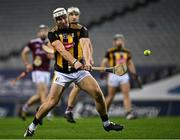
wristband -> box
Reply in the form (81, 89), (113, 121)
(72, 59), (78, 66)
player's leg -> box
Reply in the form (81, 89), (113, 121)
(24, 83), (65, 137)
(120, 82), (131, 113)
(77, 71), (123, 131)
(78, 76), (107, 115)
(105, 73), (119, 112)
(35, 83), (52, 122)
(31, 71), (49, 104)
(19, 71), (41, 120)
(19, 94), (40, 120)
(27, 94), (40, 106)
(37, 82), (48, 104)
(65, 84), (80, 123)
(120, 74), (136, 119)
(67, 85), (80, 111)
(24, 71), (74, 137)
(105, 86), (117, 112)
(36, 83), (64, 120)
(36, 71), (53, 120)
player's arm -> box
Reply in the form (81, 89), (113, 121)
(52, 40), (77, 64)
(101, 58), (108, 67)
(127, 59), (136, 75)
(80, 38), (91, 68)
(99, 53), (109, 79)
(48, 32), (82, 69)
(89, 39), (93, 57)
(101, 50), (110, 67)
(126, 51), (136, 75)
(79, 26), (92, 70)
(46, 42), (54, 60)
(21, 46), (33, 72)
(127, 59), (142, 88)
(21, 46), (30, 65)
(88, 39), (94, 65)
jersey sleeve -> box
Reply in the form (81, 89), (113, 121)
(48, 31), (59, 43)
(26, 42), (33, 50)
(80, 26), (89, 38)
(105, 51), (110, 59)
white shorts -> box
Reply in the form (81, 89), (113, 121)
(108, 73), (129, 87)
(32, 70), (50, 85)
(53, 70), (91, 87)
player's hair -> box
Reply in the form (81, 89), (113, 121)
(113, 34), (125, 48)
(39, 24), (48, 29)
(113, 34), (125, 41)
(67, 7), (80, 15)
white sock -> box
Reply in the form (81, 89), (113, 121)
(47, 111), (52, 117)
(103, 120), (110, 127)
(22, 104), (29, 112)
(65, 110), (72, 114)
(29, 122), (37, 131)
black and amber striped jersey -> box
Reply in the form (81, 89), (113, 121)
(48, 23), (89, 73)
(105, 47), (131, 67)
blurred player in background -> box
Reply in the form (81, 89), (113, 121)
(19, 25), (53, 121)
(64, 7), (94, 123)
(101, 34), (139, 119)
(24, 8), (123, 137)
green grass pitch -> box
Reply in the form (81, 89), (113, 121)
(0, 116), (180, 139)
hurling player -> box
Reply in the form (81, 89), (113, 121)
(20, 25), (53, 121)
(101, 34), (139, 119)
(24, 8), (123, 137)
(64, 7), (94, 123)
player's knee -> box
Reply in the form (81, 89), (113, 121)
(122, 89), (129, 96)
(37, 83), (47, 91)
(48, 98), (58, 108)
(48, 100), (56, 108)
(90, 85), (101, 93)
(41, 97), (46, 104)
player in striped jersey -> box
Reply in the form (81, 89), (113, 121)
(64, 7), (94, 123)
(24, 8), (123, 137)
(101, 34), (139, 119)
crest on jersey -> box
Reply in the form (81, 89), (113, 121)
(115, 52), (128, 64)
(34, 56), (42, 66)
(59, 33), (75, 50)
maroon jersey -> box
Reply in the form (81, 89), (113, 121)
(27, 38), (50, 72)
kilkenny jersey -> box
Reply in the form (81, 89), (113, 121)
(48, 23), (89, 73)
(105, 47), (131, 67)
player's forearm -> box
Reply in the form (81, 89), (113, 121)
(21, 51), (30, 66)
(80, 38), (91, 64)
(89, 39), (93, 58)
(55, 46), (76, 65)
(83, 46), (91, 64)
(127, 60), (136, 75)
(101, 58), (108, 67)
(52, 40), (77, 65)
